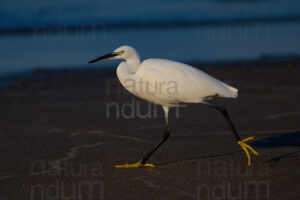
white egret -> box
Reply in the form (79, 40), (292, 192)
(88, 45), (259, 168)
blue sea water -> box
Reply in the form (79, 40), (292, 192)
(1, 0), (300, 29)
(0, 0), (300, 75)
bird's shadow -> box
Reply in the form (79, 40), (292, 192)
(157, 151), (238, 166)
(157, 131), (300, 166)
(250, 130), (300, 166)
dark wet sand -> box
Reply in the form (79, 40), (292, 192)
(0, 60), (300, 200)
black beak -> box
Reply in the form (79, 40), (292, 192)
(88, 52), (118, 64)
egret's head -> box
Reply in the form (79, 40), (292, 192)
(88, 45), (137, 64)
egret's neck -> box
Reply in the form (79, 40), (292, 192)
(116, 51), (140, 86)
(124, 54), (140, 74)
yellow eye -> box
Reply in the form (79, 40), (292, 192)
(118, 50), (125, 55)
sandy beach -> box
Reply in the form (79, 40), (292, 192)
(0, 60), (300, 200)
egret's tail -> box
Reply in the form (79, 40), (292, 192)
(220, 84), (239, 98)
(227, 85), (239, 98)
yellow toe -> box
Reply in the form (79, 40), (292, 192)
(143, 163), (155, 168)
(115, 161), (155, 168)
(237, 136), (259, 166)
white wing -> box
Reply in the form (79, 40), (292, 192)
(134, 59), (238, 106)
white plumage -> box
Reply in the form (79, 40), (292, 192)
(123, 58), (238, 106)
(114, 46), (238, 107)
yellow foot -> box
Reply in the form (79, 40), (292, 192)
(115, 160), (155, 168)
(237, 136), (260, 166)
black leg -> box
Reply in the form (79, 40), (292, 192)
(207, 103), (241, 141)
(141, 127), (170, 164)
(205, 103), (260, 166)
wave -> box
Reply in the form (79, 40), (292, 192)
(1, 15), (300, 36)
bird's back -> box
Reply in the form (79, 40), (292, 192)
(134, 59), (238, 106)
